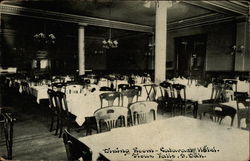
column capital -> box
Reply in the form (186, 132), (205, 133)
(78, 23), (88, 27)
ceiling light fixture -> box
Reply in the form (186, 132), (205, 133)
(102, 2), (118, 49)
(102, 28), (118, 49)
(33, 23), (56, 50)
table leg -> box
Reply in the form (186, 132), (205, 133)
(193, 102), (198, 118)
(144, 86), (152, 101)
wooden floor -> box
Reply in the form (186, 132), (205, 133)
(0, 86), (247, 160)
(0, 88), (85, 160)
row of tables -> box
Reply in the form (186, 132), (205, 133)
(9, 77), (249, 125)
(4, 76), (250, 161)
(20, 84), (209, 125)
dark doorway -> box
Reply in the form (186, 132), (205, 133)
(175, 34), (207, 79)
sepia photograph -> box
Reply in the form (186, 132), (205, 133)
(0, 0), (249, 160)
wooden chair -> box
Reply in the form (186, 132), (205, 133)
(159, 81), (173, 100)
(172, 84), (191, 116)
(196, 84), (224, 119)
(84, 79), (91, 85)
(158, 81), (173, 113)
(13, 82), (20, 93)
(246, 109), (250, 130)
(51, 82), (66, 92)
(212, 104), (236, 126)
(129, 85), (142, 96)
(107, 77), (117, 90)
(52, 76), (64, 83)
(20, 81), (35, 104)
(129, 101), (158, 126)
(128, 77), (135, 86)
(0, 112), (15, 160)
(47, 89), (59, 133)
(117, 84), (130, 92)
(63, 129), (92, 161)
(197, 84), (236, 126)
(55, 91), (77, 138)
(99, 86), (114, 91)
(121, 89), (139, 107)
(65, 84), (84, 94)
(224, 79), (237, 92)
(20, 81), (30, 95)
(94, 106), (128, 133)
(235, 94), (250, 128)
(99, 92), (121, 108)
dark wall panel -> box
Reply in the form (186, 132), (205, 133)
(168, 21), (236, 72)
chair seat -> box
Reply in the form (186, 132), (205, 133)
(83, 116), (106, 135)
(199, 104), (236, 126)
(214, 105), (236, 117)
(0, 107), (14, 113)
(172, 98), (194, 105)
(61, 112), (77, 121)
(201, 99), (215, 104)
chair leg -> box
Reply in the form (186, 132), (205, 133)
(59, 124), (63, 138)
(66, 121), (70, 132)
(210, 116), (213, 121)
(219, 117), (223, 124)
(86, 127), (92, 136)
(199, 113), (202, 120)
(193, 102), (198, 118)
(58, 120), (64, 138)
(184, 105), (186, 116)
(55, 117), (60, 136)
(216, 117), (220, 123)
(171, 105), (174, 117)
(172, 104), (176, 117)
(49, 115), (54, 132)
(238, 118), (241, 128)
(153, 110), (157, 120)
(230, 115), (235, 127)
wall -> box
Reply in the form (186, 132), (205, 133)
(85, 36), (107, 71)
(167, 21), (237, 72)
(0, 14), (110, 74)
(235, 21), (250, 71)
(1, 14), (249, 75)
(107, 33), (149, 72)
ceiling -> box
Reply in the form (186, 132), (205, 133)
(1, 0), (249, 28)
(0, 0), (249, 39)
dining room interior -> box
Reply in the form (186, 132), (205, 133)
(0, 0), (249, 161)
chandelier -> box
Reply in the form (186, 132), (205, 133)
(33, 32), (56, 50)
(102, 2), (118, 49)
(102, 28), (118, 49)
(33, 33), (56, 45)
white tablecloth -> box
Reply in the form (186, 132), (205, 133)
(66, 91), (104, 125)
(79, 116), (249, 161)
(186, 85), (212, 102)
(237, 80), (250, 94)
(29, 85), (49, 103)
(66, 89), (148, 125)
(138, 83), (212, 102)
